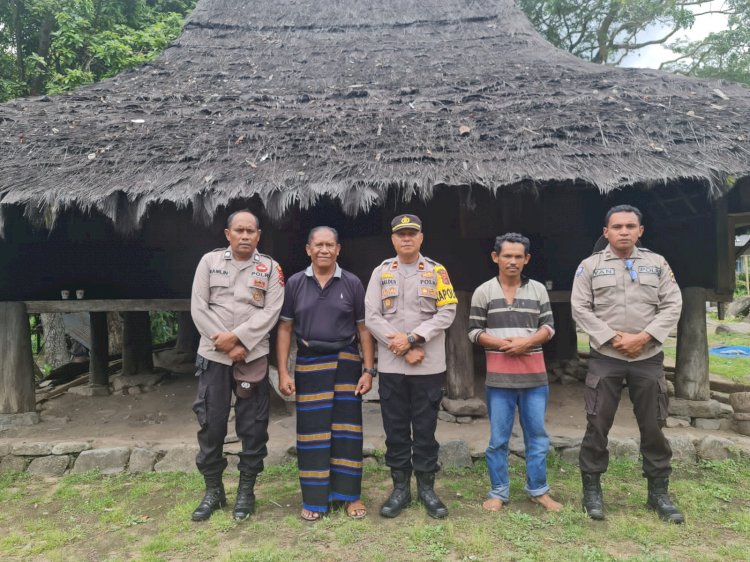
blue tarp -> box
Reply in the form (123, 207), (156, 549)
(709, 345), (750, 357)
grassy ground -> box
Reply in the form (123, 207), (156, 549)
(1, 455), (749, 561)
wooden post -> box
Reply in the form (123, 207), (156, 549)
(546, 303), (578, 360)
(89, 312), (110, 389)
(122, 311), (154, 375)
(745, 255), (749, 295)
(445, 290), (475, 399)
(0, 302), (36, 413)
(675, 287), (710, 401)
(176, 311), (199, 355)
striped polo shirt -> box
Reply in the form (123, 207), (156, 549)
(468, 277), (555, 389)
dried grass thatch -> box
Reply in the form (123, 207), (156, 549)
(2, 0), (750, 234)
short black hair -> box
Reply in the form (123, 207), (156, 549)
(307, 226), (339, 244)
(493, 232), (530, 255)
(226, 210), (260, 229)
(605, 205), (642, 226)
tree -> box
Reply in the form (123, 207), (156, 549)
(663, 0), (750, 85)
(0, 0), (196, 103)
(518, 0), (711, 64)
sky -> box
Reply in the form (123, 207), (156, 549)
(619, 1), (729, 69)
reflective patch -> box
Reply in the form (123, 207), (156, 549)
(434, 265), (458, 307)
(592, 268), (615, 277)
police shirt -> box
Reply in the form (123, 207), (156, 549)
(191, 247), (285, 366)
(570, 245), (682, 362)
(364, 254), (457, 375)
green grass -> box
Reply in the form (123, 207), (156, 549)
(0, 456), (748, 561)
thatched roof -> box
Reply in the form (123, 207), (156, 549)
(2, 0), (750, 234)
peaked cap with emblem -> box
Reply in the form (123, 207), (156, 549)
(391, 214), (422, 232)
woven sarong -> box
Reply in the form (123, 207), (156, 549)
(295, 345), (364, 512)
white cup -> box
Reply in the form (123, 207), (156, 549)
(61, 290), (70, 300)
(76, 289), (85, 300)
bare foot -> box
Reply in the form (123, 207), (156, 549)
(529, 493), (563, 512)
(482, 498), (504, 511)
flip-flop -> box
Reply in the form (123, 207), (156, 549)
(301, 508), (322, 521)
(345, 500), (367, 519)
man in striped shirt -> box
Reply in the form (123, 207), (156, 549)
(468, 233), (562, 512)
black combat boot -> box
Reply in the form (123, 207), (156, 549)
(415, 471), (448, 519)
(380, 469), (412, 518)
(647, 477), (685, 524)
(191, 475), (226, 521)
(232, 473), (257, 521)
(581, 472), (605, 520)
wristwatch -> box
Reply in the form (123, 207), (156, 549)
(363, 367), (378, 378)
(407, 333), (417, 345)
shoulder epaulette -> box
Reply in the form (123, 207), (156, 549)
(639, 247), (653, 253)
(380, 258), (395, 267)
(423, 256), (441, 267)
(211, 247), (225, 252)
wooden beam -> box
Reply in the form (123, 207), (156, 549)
(23, 299), (190, 313)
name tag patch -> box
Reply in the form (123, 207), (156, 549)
(210, 269), (229, 276)
(593, 268), (615, 277)
(638, 266), (661, 275)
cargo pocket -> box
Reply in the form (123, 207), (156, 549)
(656, 377), (669, 423)
(255, 378), (270, 421)
(427, 385), (445, 410)
(584, 373), (600, 416)
(192, 384), (209, 429)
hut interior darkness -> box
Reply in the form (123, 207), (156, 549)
(2, 0), (750, 417)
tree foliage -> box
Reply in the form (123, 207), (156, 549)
(518, 0), (704, 64)
(519, 0), (750, 85)
(0, 0), (196, 102)
(663, 0), (750, 85)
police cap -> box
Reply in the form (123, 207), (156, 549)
(391, 214), (422, 233)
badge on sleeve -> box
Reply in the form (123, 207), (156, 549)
(575, 265), (584, 278)
(276, 264), (285, 287)
(434, 265), (458, 307)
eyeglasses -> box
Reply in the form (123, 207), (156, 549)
(624, 259), (638, 282)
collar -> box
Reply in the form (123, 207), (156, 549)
(224, 247), (260, 266)
(603, 245), (642, 261)
(305, 263), (342, 278)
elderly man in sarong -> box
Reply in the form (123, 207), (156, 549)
(277, 226), (376, 521)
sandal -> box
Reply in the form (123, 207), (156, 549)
(482, 498), (504, 512)
(345, 500), (367, 519)
(301, 508), (322, 521)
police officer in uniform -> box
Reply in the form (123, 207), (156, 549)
(571, 204), (684, 524)
(190, 210), (284, 521)
(365, 214), (457, 518)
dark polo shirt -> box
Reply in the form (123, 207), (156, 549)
(280, 264), (366, 342)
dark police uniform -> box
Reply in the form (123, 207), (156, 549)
(191, 247), (284, 478)
(571, 245), (682, 478)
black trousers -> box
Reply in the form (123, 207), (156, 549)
(192, 358), (270, 478)
(579, 351), (672, 478)
(379, 372), (444, 473)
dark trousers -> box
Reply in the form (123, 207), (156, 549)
(379, 372), (444, 473)
(579, 351), (671, 478)
(192, 358), (270, 478)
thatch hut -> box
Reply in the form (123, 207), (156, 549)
(2, 0), (750, 418)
